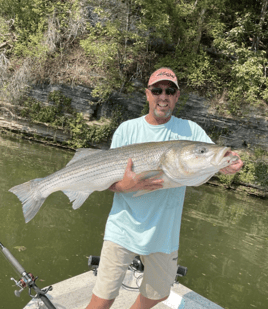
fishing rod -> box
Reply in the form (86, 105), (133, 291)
(0, 241), (56, 309)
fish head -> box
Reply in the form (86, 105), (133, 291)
(161, 141), (238, 181)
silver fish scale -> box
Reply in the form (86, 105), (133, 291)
(37, 142), (168, 195)
(9, 140), (235, 223)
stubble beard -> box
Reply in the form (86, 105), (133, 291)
(154, 108), (172, 119)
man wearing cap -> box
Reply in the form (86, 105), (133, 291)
(86, 68), (243, 309)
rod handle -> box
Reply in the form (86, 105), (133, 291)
(32, 285), (57, 309)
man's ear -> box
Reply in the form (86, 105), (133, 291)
(145, 88), (150, 101)
(176, 90), (181, 102)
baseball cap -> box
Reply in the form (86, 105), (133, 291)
(148, 68), (179, 89)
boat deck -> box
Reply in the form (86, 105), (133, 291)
(23, 270), (224, 309)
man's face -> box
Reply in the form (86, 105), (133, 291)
(145, 81), (180, 121)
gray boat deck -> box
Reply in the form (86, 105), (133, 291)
(23, 270), (224, 309)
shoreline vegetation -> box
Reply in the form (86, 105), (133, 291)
(1, 0), (268, 198)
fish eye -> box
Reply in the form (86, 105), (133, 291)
(198, 147), (207, 154)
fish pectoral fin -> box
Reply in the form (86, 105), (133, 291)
(136, 170), (164, 180)
(133, 189), (155, 197)
(132, 171), (164, 197)
(62, 190), (93, 209)
(66, 148), (104, 166)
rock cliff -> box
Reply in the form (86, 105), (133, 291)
(22, 83), (268, 151)
(0, 83), (268, 151)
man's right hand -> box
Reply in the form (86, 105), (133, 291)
(109, 158), (164, 193)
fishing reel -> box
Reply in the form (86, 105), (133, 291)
(88, 255), (188, 283)
(11, 272), (53, 298)
(11, 272), (35, 297)
(0, 242), (56, 309)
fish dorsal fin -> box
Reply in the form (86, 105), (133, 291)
(66, 148), (104, 166)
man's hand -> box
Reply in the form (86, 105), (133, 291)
(109, 158), (164, 193)
(220, 151), (243, 175)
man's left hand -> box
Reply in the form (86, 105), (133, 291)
(220, 151), (243, 175)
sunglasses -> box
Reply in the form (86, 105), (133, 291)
(149, 87), (177, 96)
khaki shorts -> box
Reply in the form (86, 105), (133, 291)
(92, 240), (178, 300)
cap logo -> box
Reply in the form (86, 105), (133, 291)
(157, 71), (175, 79)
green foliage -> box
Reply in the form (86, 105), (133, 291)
(1, 0), (49, 56)
(175, 93), (190, 116)
(217, 173), (236, 187)
(0, 0), (88, 102)
(80, 1), (146, 98)
(255, 161), (268, 187)
(140, 100), (149, 116)
(80, 0), (182, 98)
(0, 16), (9, 43)
(206, 126), (229, 142)
(80, 20), (126, 98)
(213, 11), (268, 109)
(157, 49), (218, 93)
(134, 0), (176, 42)
(209, 3), (268, 111)
(149, 0), (225, 94)
(227, 52), (266, 108)
(20, 91), (73, 128)
(20, 91), (121, 148)
(155, 0), (268, 113)
(2, 0), (268, 115)
(0, 0), (83, 58)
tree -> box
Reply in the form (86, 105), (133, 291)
(251, 0), (268, 51)
(80, 0), (178, 98)
(0, 0), (88, 102)
(1, 0), (268, 113)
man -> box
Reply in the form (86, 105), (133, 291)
(86, 68), (243, 309)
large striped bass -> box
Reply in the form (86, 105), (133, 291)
(9, 140), (238, 223)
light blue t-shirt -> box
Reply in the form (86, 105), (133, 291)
(104, 115), (212, 255)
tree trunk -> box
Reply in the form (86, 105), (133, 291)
(192, 8), (206, 54)
(251, 0), (268, 51)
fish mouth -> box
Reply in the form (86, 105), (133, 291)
(212, 147), (231, 166)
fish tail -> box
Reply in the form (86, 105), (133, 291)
(9, 179), (45, 223)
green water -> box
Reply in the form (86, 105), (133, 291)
(0, 135), (267, 309)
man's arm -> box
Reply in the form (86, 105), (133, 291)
(219, 151), (243, 175)
(109, 158), (164, 193)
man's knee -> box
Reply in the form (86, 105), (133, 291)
(160, 295), (169, 301)
(151, 294), (169, 304)
(130, 293), (169, 309)
(86, 293), (115, 309)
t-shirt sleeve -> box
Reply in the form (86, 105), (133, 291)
(110, 123), (128, 149)
(110, 131), (122, 149)
(191, 122), (214, 143)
